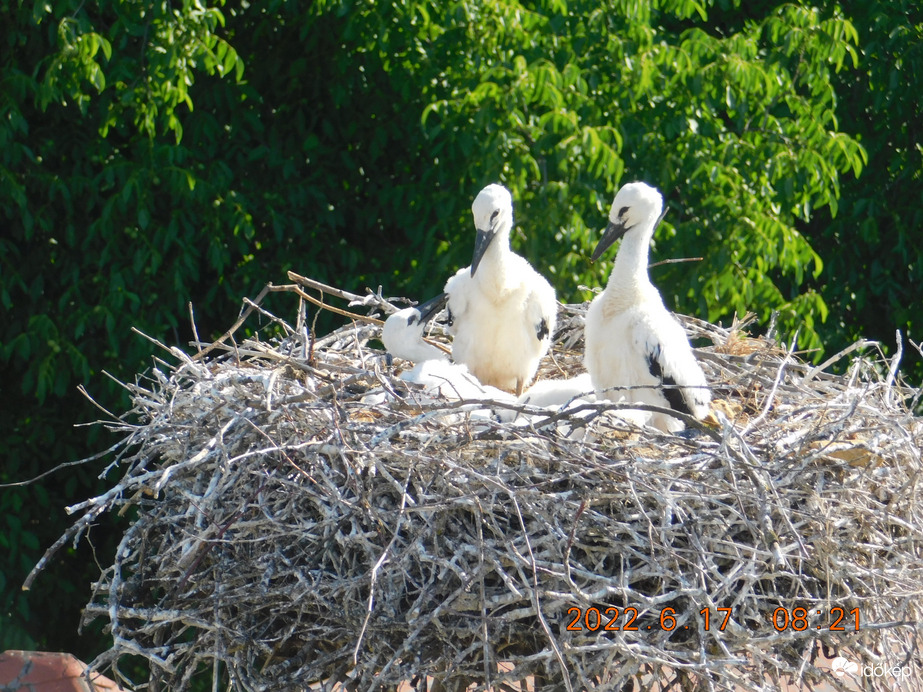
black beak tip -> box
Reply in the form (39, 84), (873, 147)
(589, 243), (608, 264)
(589, 220), (626, 262)
(470, 228), (495, 278)
(415, 292), (449, 322)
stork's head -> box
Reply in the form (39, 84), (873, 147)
(381, 293), (449, 363)
(591, 182), (665, 262)
(407, 292), (449, 327)
(470, 183), (514, 276)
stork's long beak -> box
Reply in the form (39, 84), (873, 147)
(470, 221), (500, 277)
(590, 219), (628, 263)
(414, 292), (449, 324)
(589, 207), (668, 263)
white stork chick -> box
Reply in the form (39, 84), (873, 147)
(381, 293), (515, 405)
(444, 184), (558, 396)
(381, 293), (450, 364)
(505, 373), (595, 437)
(518, 373), (596, 409)
(514, 373), (652, 435)
(584, 182), (710, 433)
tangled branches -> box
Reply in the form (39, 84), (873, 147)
(28, 278), (923, 691)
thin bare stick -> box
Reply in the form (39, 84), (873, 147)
(648, 256), (704, 269)
(0, 439), (127, 489)
(189, 302), (202, 356)
(803, 339), (871, 382)
(287, 271), (368, 303)
(271, 283), (383, 326)
(191, 283), (273, 361)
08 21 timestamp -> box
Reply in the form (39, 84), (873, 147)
(769, 607), (860, 631)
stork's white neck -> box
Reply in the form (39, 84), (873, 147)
(475, 230), (514, 293)
(602, 224), (655, 310)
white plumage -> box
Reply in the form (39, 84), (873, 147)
(444, 184), (558, 395)
(517, 373), (595, 409)
(504, 373), (593, 437)
(512, 373), (652, 437)
(381, 293), (449, 364)
(584, 182), (710, 432)
(380, 293), (514, 404)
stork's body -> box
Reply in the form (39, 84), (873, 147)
(584, 182), (710, 432)
(445, 184), (557, 395)
(512, 373), (651, 436)
(518, 373), (595, 409)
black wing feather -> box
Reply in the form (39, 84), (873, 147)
(646, 344), (694, 416)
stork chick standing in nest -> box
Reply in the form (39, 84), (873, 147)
(584, 181), (710, 432)
(444, 184), (558, 396)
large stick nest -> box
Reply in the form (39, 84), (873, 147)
(30, 276), (923, 691)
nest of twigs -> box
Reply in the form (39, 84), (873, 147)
(29, 273), (923, 691)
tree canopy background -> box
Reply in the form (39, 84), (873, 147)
(1, 0), (920, 663)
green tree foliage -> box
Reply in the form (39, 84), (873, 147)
(420, 0), (865, 350)
(0, 0), (916, 659)
(0, 0), (249, 655)
(806, 0), (923, 365)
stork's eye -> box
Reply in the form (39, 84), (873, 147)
(618, 206), (629, 217)
(490, 210), (500, 221)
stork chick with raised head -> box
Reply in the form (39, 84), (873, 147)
(381, 293), (514, 404)
(444, 184), (558, 396)
(381, 293), (450, 364)
(584, 181), (710, 432)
